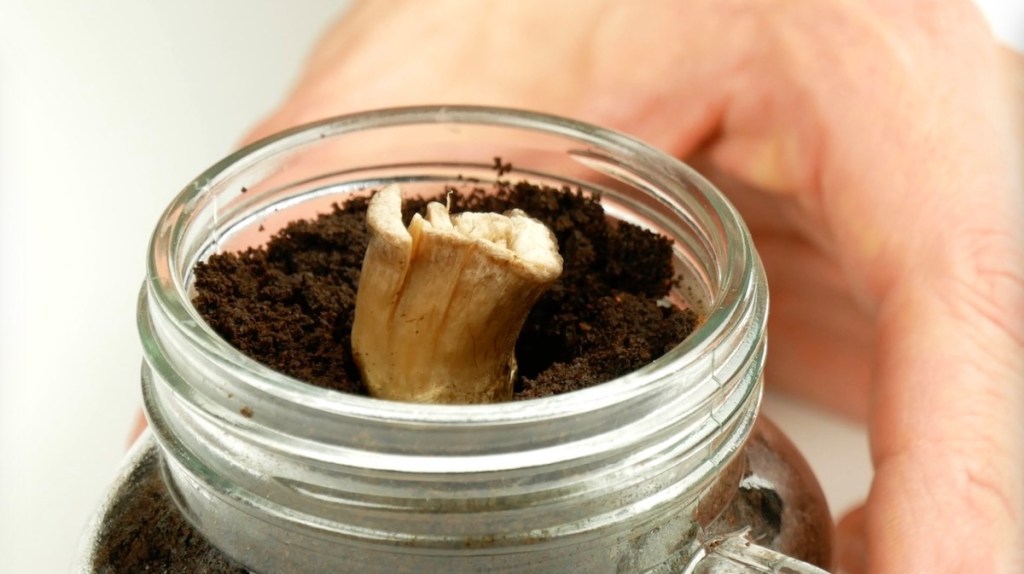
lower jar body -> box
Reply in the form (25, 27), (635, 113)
(76, 418), (832, 573)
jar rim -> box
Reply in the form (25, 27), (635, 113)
(144, 104), (760, 426)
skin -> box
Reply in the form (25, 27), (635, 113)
(134, 0), (1023, 571)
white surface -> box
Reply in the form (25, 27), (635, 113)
(0, 2), (341, 572)
(0, 2), (1018, 573)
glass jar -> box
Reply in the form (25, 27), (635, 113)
(77, 106), (833, 573)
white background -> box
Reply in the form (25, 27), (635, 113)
(0, 2), (1019, 572)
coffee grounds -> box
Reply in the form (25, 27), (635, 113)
(192, 180), (699, 399)
(91, 446), (248, 573)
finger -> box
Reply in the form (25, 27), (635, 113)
(835, 504), (868, 574)
(127, 409), (147, 447)
(819, 20), (1024, 574)
(839, 27), (1024, 574)
(1001, 46), (1024, 145)
(867, 270), (1024, 571)
(711, 4), (1024, 568)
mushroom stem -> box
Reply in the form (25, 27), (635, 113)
(351, 184), (563, 404)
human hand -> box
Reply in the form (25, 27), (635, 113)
(226, 0), (1024, 571)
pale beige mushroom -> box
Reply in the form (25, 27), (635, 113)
(351, 184), (562, 404)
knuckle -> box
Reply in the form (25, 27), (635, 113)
(940, 224), (1024, 349)
(951, 433), (1022, 530)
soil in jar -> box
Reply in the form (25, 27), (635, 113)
(190, 178), (699, 401)
(90, 445), (248, 574)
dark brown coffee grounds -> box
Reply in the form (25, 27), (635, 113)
(91, 447), (248, 573)
(192, 180), (698, 399)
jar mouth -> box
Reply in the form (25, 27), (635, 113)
(144, 105), (760, 427)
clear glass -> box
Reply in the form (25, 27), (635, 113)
(78, 106), (832, 573)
